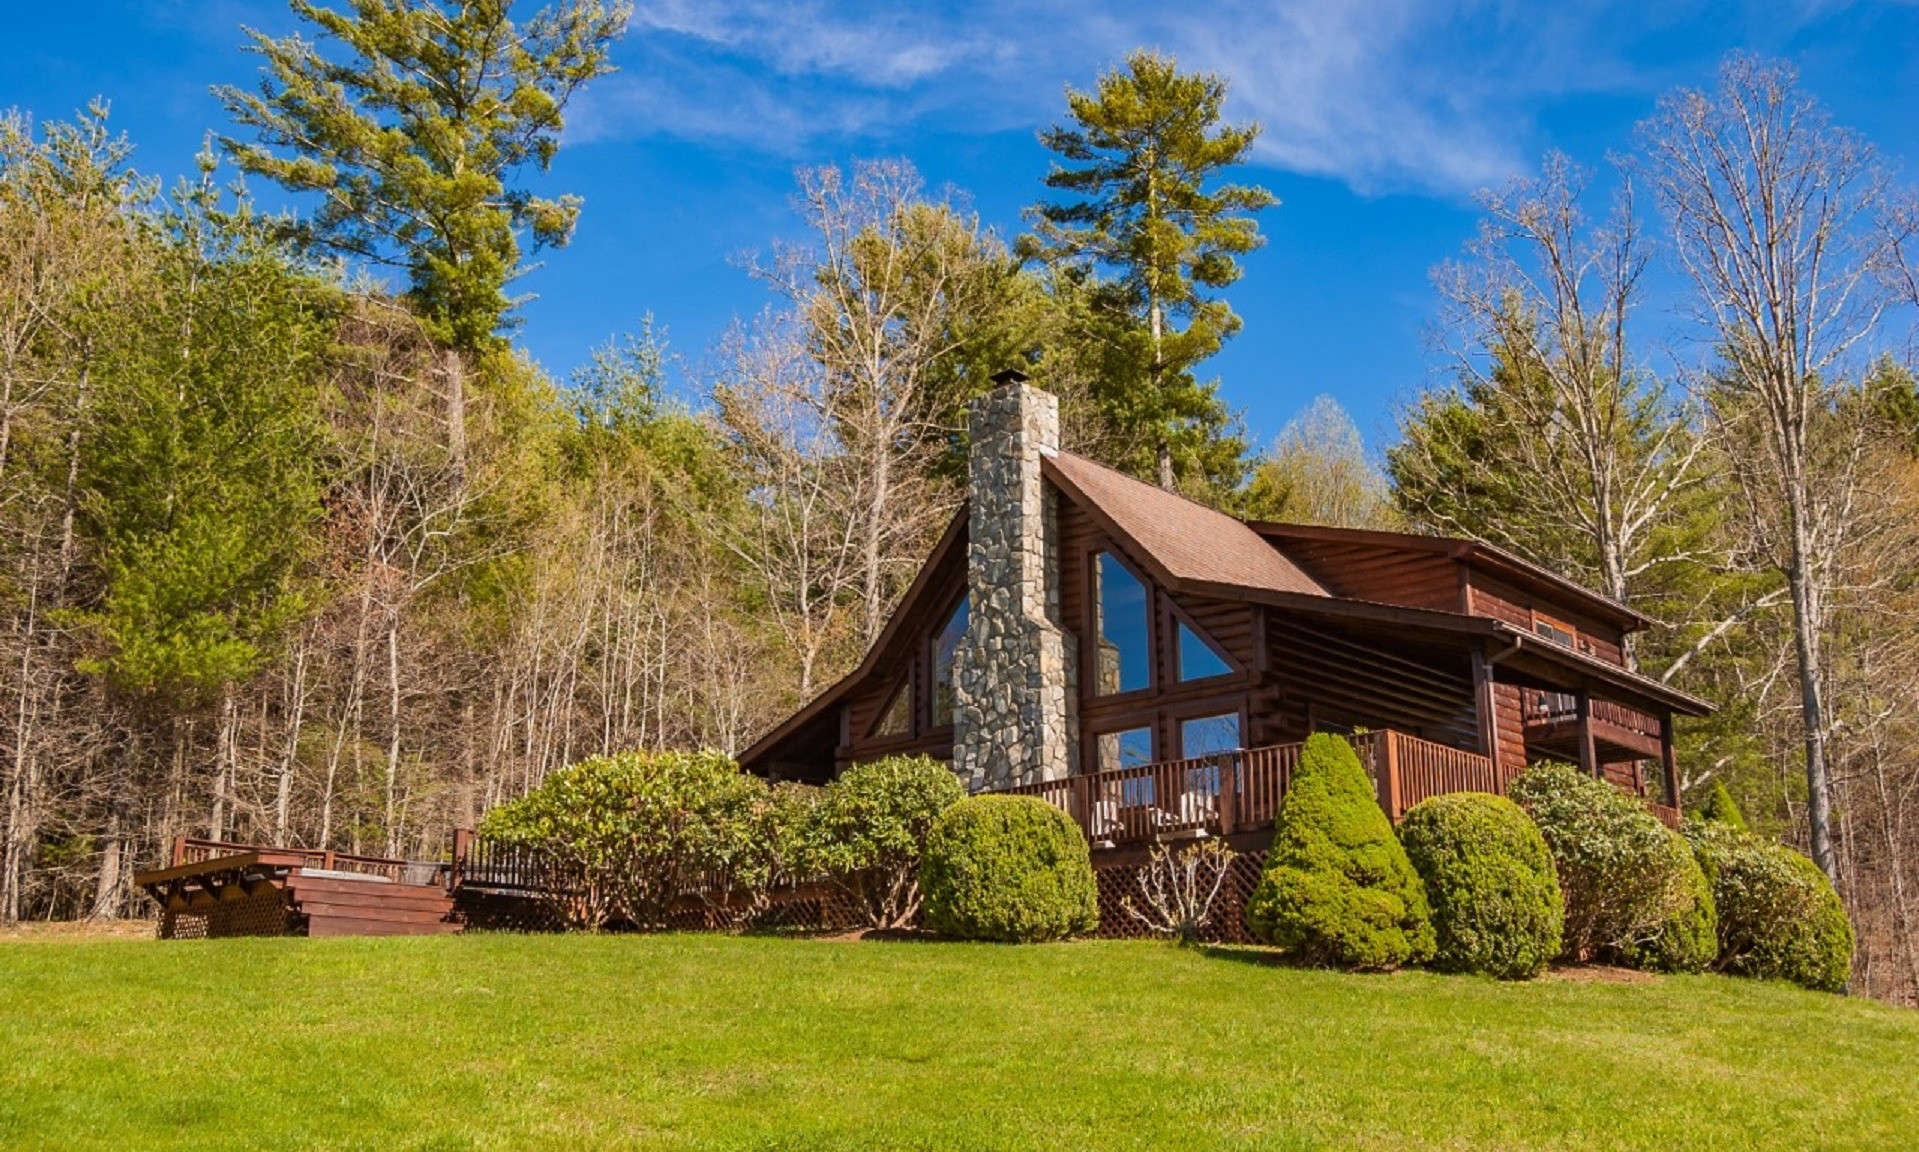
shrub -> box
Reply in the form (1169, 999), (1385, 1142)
(1691, 780), (1749, 832)
(919, 795), (1097, 942)
(1508, 763), (1715, 971)
(480, 749), (764, 930)
(702, 781), (821, 928)
(1685, 822), (1854, 992)
(1245, 733), (1434, 969)
(1121, 839), (1239, 945)
(1620, 832), (1718, 974)
(1398, 793), (1562, 979)
(807, 754), (965, 928)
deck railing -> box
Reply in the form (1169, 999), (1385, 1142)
(170, 836), (446, 885)
(992, 729), (1501, 848)
(1520, 689), (1661, 740)
(448, 828), (580, 895)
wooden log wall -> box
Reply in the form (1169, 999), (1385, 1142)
(1466, 572), (1626, 666)
(1269, 539), (1463, 612)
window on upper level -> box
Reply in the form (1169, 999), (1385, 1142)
(1175, 620), (1232, 682)
(929, 594), (968, 727)
(1533, 609), (1577, 649)
(1094, 551), (1151, 695)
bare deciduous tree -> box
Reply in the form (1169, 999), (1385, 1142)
(1639, 55), (1900, 877)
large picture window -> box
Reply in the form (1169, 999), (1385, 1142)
(930, 594), (968, 727)
(1094, 551), (1151, 695)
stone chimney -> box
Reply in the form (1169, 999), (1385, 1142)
(953, 371), (1076, 791)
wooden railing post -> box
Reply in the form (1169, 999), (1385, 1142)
(169, 835), (187, 868)
(1218, 752), (1238, 836)
(1382, 730), (1403, 820)
(451, 828), (473, 891)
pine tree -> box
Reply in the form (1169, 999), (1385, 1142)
(1023, 50), (1273, 495)
(217, 0), (629, 464)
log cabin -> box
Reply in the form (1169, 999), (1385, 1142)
(738, 374), (1712, 851)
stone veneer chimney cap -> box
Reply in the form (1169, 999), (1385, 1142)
(989, 367), (1030, 387)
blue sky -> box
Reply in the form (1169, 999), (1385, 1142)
(8, 1), (1919, 449)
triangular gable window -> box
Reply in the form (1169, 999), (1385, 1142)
(871, 678), (911, 738)
(1175, 620), (1232, 682)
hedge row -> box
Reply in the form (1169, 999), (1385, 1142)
(482, 741), (1853, 991)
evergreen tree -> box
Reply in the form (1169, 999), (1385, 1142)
(1023, 50), (1273, 495)
(76, 185), (329, 709)
(218, 0), (629, 464)
(1694, 780), (1750, 833)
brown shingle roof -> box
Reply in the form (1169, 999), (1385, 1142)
(1044, 452), (1330, 599)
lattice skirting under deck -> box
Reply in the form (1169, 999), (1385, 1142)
(157, 887), (295, 939)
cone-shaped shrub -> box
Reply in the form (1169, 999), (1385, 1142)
(1692, 780), (1749, 833)
(1399, 793), (1562, 979)
(920, 794), (1097, 942)
(1685, 821), (1853, 992)
(1245, 733), (1434, 969)
(1509, 762), (1715, 972)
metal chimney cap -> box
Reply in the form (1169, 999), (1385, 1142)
(989, 368), (1030, 386)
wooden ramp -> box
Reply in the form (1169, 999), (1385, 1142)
(135, 838), (461, 939)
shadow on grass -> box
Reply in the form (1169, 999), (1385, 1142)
(1194, 942), (1309, 969)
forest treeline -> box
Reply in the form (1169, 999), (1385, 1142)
(4, 4), (1919, 1003)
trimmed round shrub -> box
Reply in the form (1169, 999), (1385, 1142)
(1509, 762), (1715, 972)
(920, 795), (1097, 942)
(1685, 822), (1853, 992)
(1398, 793), (1562, 979)
(1245, 733), (1434, 969)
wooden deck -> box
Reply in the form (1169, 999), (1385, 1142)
(991, 728), (1508, 849)
(135, 837), (458, 939)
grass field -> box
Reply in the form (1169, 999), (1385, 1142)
(3, 931), (1917, 1151)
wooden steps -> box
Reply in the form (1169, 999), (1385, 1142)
(286, 870), (459, 938)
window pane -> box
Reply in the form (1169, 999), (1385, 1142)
(874, 682), (909, 737)
(930, 595), (968, 726)
(1096, 726), (1153, 773)
(1180, 713), (1241, 758)
(1176, 621), (1231, 681)
(1095, 552), (1151, 694)
(1097, 726), (1155, 806)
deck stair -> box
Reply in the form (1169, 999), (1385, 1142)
(135, 838), (461, 939)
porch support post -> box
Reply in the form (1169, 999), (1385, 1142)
(1660, 710), (1681, 812)
(1471, 642), (1501, 766)
(1575, 690), (1598, 778)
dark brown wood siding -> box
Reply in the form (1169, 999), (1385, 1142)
(1274, 540), (1464, 612)
(1466, 571), (1627, 666)
(1490, 681), (1528, 779)
(837, 530), (969, 767)
(1259, 614), (1481, 753)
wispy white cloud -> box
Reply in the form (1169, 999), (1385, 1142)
(572, 0), (1864, 198)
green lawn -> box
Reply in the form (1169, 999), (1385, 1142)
(3, 933), (1916, 1151)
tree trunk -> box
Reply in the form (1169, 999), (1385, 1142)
(443, 346), (467, 477)
(88, 805), (124, 921)
(1786, 514), (1834, 878)
(385, 619), (403, 859)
